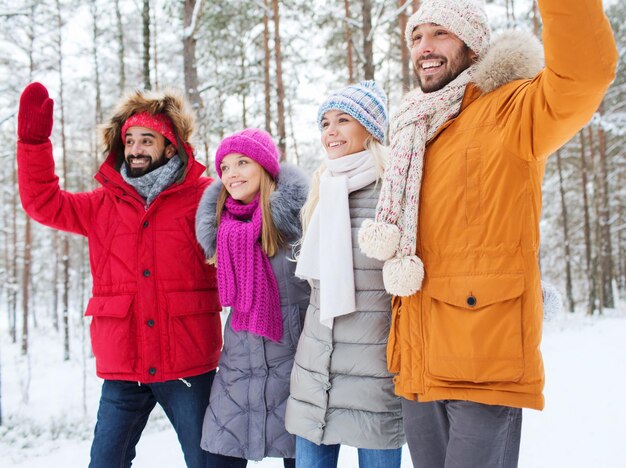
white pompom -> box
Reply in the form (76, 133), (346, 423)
(382, 255), (424, 297)
(358, 219), (401, 261)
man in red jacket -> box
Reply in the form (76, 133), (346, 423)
(17, 82), (222, 468)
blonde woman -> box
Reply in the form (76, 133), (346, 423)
(286, 82), (404, 468)
(195, 128), (310, 468)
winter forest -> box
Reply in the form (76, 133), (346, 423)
(0, 0), (624, 466)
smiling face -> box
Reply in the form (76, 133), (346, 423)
(123, 126), (176, 177)
(320, 110), (371, 159)
(219, 153), (263, 204)
(410, 23), (476, 93)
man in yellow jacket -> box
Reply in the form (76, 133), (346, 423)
(358, 0), (617, 465)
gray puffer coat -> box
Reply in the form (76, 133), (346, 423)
(195, 164), (310, 461)
(285, 182), (405, 449)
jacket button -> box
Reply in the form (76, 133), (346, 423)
(143, 269), (150, 277)
(466, 295), (477, 307)
(147, 319), (155, 327)
(143, 221), (149, 228)
(148, 367), (157, 375)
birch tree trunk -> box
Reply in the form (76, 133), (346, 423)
(596, 107), (614, 308)
(532, 0), (541, 37)
(90, 0), (103, 181)
(362, 0), (374, 80)
(344, 0), (355, 83)
(263, 0), (272, 132)
(399, 0), (410, 93)
(556, 149), (575, 312)
(90, 0), (102, 125)
(152, 3), (159, 90)
(21, 2), (38, 356)
(21, 218), (31, 355)
(183, 0), (205, 116)
(411, 0), (421, 89)
(142, 0), (151, 90)
(2, 155), (17, 424)
(579, 130), (596, 316)
(240, 50), (247, 128)
(56, 0), (71, 360)
(588, 126), (603, 315)
(272, 0), (286, 159)
(52, 231), (59, 330)
(618, 165), (625, 291)
(114, 0), (126, 94)
(287, 96), (300, 165)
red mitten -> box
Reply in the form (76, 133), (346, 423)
(18, 82), (54, 144)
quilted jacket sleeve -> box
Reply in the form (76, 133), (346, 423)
(17, 140), (96, 236)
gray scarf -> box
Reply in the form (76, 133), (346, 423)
(121, 154), (184, 206)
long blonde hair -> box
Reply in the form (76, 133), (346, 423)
(209, 168), (283, 264)
(300, 136), (388, 235)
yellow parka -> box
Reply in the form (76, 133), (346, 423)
(389, 0), (618, 410)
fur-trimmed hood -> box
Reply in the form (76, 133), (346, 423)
(473, 29), (544, 93)
(100, 88), (197, 169)
(195, 163), (309, 258)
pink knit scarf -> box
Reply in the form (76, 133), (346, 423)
(216, 195), (282, 341)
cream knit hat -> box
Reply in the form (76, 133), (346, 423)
(405, 0), (491, 57)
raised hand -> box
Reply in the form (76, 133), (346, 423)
(18, 82), (54, 144)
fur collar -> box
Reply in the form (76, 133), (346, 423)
(195, 163), (309, 258)
(473, 30), (544, 94)
(100, 88), (196, 166)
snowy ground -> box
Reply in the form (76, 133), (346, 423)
(1, 309), (626, 467)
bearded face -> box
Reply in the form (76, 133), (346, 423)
(123, 126), (175, 177)
(410, 23), (476, 93)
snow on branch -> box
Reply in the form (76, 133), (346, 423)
(183, 0), (206, 40)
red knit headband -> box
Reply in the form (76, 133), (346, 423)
(121, 112), (178, 149)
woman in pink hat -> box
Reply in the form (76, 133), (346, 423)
(195, 128), (310, 468)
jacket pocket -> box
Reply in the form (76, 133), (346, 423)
(85, 295), (136, 374)
(166, 290), (222, 372)
(426, 274), (524, 383)
(386, 296), (402, 374)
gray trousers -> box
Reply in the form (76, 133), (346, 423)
(401, 398), (522, 468)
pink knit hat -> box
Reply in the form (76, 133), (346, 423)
(121, 112), (178, 149)
(215, 128), (281, 178)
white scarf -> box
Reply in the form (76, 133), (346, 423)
(296, 149), (378, 328)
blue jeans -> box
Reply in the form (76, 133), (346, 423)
(89, 371), (215, 468)
(296, 436), (402, 468)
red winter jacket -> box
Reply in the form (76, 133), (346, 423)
(18, 141), (222, 383)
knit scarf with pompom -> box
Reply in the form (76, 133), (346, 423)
(359, 67), (473, 297)
(216, 195), (282, 341)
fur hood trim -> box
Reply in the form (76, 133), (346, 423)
(195, 163), (309, 258)
(473, 29), (544, 94)
(100, 88), (196, 164)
